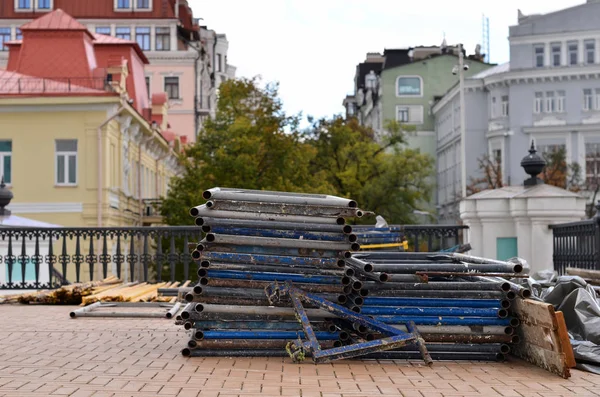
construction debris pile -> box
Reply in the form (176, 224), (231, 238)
(177, 187), (528, 363)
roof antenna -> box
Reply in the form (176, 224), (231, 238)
(441, 32), (447, 53)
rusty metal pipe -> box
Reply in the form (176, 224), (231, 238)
(196, 217), (354, 234)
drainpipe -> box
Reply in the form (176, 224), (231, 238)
(212, 32), (218, 88)
(138, 131), (156, 225)
(155, 147), (171, 197)
(97, 104), (125, 227)
(175, 0), (180, 18)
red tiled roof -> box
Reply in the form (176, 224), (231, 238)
(0, 0), (178, 19)
(93, 34), (148, 64)
(21, 9), (94, 39)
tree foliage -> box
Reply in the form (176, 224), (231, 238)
(304, 118), (433, 224)
(466, 154), (503, 196)
(161, 77), (435, 226)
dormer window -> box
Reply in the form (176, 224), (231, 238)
(365, 71), (377, 90)
(16, 0), (31, 10)
(115, 0), (152, 11)
(116, 0), (131, 9)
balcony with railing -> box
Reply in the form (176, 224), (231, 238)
(0, 76), (114, 95)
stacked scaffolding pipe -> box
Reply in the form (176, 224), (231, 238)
(175, 187), (527, 363)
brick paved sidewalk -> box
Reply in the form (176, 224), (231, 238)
(0, 305), (598, 397)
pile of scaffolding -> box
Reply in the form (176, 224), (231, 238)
(177, 187), (527, 363)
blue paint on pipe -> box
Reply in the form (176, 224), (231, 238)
(374, 316), (512, 326)
(209, 226), (348, 242)
(202, 245), (343, 258)
(200, 330), (340, 340)
(206, 269), (341, 284)
(199, 252), (340, 267)
(361, 306), (499, 317)
(363, 297), (502, 309)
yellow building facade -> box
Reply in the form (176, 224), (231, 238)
(0, 95), (182, 227)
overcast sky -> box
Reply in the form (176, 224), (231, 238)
(190, 0), (584, 124)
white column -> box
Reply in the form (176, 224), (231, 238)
(561, 41), (567, 66)
(170, 24), (177, 52)
(110, 23), (116, 36)
(544, 42), (550, 67)
(515, 217), (532, 267)
(150, 25), (156, 51)
(530, 220), (552, 274)
(579, 39), (585, 64)
(131, 24), (136, 43)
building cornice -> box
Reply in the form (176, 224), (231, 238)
(484, 65), (600, 87)
(523, 122), (600, 134)
(509, 29), (600, 45)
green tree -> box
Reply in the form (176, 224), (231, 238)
(305, 117), (434, 224)
(161, 77), (332, 225)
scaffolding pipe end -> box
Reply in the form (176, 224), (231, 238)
(348, 234), (358, 243)
(191, 250), (201, 260)
(336, 217), (346, 225)
(200, 260), (210, 268)
(184, 293), (194, 303)
(201, 225), (211, 233)
(193, 285), (203, 295)
(200, 278), (209, 286)
(337, 259), (346, 268)
(348, 200), (358, 208)
(190, 207), (200, 217)
(182, 348), (192, 357)
(197, 269), (208, 278)
(202, 190), (212, 200)
(343, 225), (353, 234)
(187, 340), (197, 348)
(206, 233), (216, 242)
(195, 303), (204, 313)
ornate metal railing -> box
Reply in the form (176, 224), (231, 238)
(0, 77), (111, 94)
(0, 227), (201, 290)
(0, 224), (468, 290)
(550, 219), (600, 275)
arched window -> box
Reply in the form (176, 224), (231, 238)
(396, 76), (423, 97)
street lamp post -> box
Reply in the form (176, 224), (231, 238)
(458, 44), (467, 198)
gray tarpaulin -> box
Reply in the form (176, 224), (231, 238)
(533, 275), (600, 374)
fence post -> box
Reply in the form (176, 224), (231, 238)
(591, 200), (600, 270)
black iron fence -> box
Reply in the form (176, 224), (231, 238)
(0, 227), (201, 290)
(0, 224), (467, 290)
(399, 225), (467, 252)
(550, 218), (600, 275)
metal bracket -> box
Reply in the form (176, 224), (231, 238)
(265, 281), (432, 365)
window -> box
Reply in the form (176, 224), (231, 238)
(136, 0), (149, 8)
(586, 40), (596, 64)
(501, 95), (509, 117)
(216, 54), (222, 72)
(0, 141), (12, 185)
(396, 76), (422, 96)
(164, 77), (179, 99)
(17, 0), (30, 9)
(55, 140), (77, 185)
(568, 41), (578, 65)
(493, 149), (502, 166)
(557, 90), (566, 112)
(135, 27), (150, 50)
(538, 144), (566, 162)
(15, 28), (22, 40)
(584, 88), (594, 111)
(545, 91), (555, 113)
(155, 27), (170, 51)
(37, 0), (50, 9)
(551, 42), (561, 66)
(95, 26), (111, 35)
(397, 107), (409, 122)
(145, 76), (151, 99)
(585, 143), (600, 186)
(117, 0), (130, 9)
(395, 105), (423, 124)
(490, 97), (496, 118)
(115, 27), (131, 40)
(0, 28), (10, 51)
(534, 92), (544, 114)
(534, 45), (544, 67)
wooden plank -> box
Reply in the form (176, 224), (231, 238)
(566, 267), (600, 280)
(512, 342), (570, 379)
(516, 322), (560, 351)
(555, 311), (576, 368)
(513, 297), (558, 329)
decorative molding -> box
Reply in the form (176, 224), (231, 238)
(533, 116), (567, 127)
(7, 202), (83, 214)
(108, 191), (120, 209)
(488, 122), (505, 132)
(581, 113), (600, 125)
